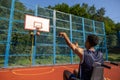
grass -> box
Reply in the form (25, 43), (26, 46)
(108, 53), (120, 61)
(0, 53), (120, 68)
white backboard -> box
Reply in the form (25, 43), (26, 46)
(24, 15), (50, 32)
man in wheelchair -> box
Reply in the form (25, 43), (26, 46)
(59, 32), (104, 80)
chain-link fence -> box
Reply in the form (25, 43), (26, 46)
(0, 0), (108, 68)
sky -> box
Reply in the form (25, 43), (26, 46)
(19, 0), (120, 23)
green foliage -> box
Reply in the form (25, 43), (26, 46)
(0, 56), (4, 67)
(0, 0), (11, 8)
(97, 8), (105, 17)
(9, 56), (31, 66)
(35, 56), (53, 65)
(15, 1), (26, 10)
(0, 0), (119, 67)
(56, 55), (70, 64)
(10, 33), (32, 54)
(104, 17), (115, 34)
(52, 3), (70, 13)
(107, 35), (117, 48)
(81, 3), (88, 10)
(70, 4), (86, 17)
(88, 5), (96, 15)
(108, 53), (120, 61)
(115, 23), (120, 31)
(47, 3), (118, 35)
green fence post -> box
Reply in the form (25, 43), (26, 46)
(103, 22), (108, 61)
(31, 5), (38, 65)
(70, 14), (73, 64)
(93, 20), (96, 34)
(82, 18), (85, 47)
(53, 10), (56, 64)
(4, 0), (15, 68)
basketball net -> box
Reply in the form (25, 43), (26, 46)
(35, 24), (42, 36)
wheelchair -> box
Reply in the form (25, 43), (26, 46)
(71, 62), (111, 80)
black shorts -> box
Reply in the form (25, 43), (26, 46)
(69, 74), (77, 80)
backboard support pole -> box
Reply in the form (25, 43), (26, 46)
(31, 5), (38, 65)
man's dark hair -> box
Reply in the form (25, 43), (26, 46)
(87, 34), (99, 47)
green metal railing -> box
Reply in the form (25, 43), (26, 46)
(0, 0), (108, 68)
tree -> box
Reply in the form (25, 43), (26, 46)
(104, 17), (115, 34)
(0, 0), (11, 8)
(115, 23), (120, 47)
(15, 1), (26, 11)
(97, 7), (105, 17)
(88, 5), (96, 15)
(94, 7), (106, 21)
(81, 3), (90, 18)
(107, 35), (117, 48)
(70, 4), (87, 17)
(115, 23), (120, 31)
(53, 3), (70, 13)
(81, 3), (88, 10)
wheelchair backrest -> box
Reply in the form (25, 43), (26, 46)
(91, 67), (104, 80)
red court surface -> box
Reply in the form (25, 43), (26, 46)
(0, 63), (120, 80)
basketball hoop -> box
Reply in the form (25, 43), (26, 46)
(34, 21), (43, 31)
(24, 15), (50, 32)
(35, 25), (42, 32)
(36, 26), (42, 36)
(24, 14), (50, 65)
(24, 15), (50, 36)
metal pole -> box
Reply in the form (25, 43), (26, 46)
(31, 5), (38, 65)
(93, 20), (98, 50)
(53, 10), (56, 64)
(82, 18), (85, 47)
(103, 22), (108, 61)
(93, 20), (96, 34)
(70, 14), (73, 64)
(4, 0), (15, 68)
(30, 34), (34, 65)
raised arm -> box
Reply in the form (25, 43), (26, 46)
(59, 32), (84, 59)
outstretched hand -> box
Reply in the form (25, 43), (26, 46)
(59, 32), (67, 37)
